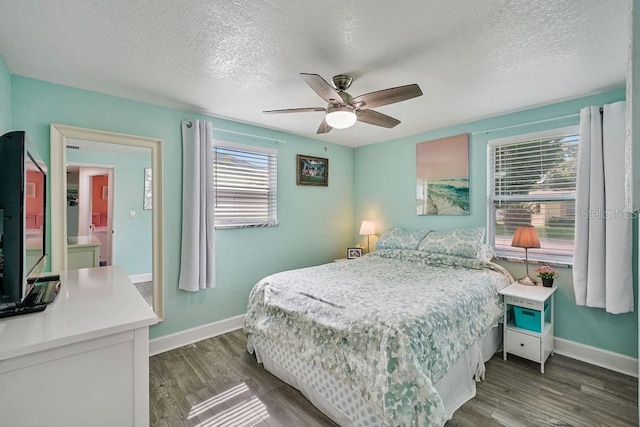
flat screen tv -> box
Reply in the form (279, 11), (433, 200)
(0, 131), (58, 316)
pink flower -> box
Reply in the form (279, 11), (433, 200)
(535, 265), (557, 279)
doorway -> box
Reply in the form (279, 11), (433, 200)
(66, 164), (114, 267)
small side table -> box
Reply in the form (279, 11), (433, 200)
(499, 283), (557, 373)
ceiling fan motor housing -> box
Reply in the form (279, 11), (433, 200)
(330, 74), (353, 92)
(330, 91), (352, 107)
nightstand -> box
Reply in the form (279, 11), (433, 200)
(499, 283), (557, 373)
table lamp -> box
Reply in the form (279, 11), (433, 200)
(359, 220), (375, 253)
(511, 225), (540, 285)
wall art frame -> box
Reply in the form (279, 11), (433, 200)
(416, 134), (470, 216)
(296, 154), (328, 186)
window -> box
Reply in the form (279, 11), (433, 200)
(488, 126), (579, 263)
(213, 142), (277, 228)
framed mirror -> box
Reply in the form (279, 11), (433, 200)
(50, 124), (164, 320)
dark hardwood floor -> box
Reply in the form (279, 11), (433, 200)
(150, 329), (638, 426)
(134, 281), (153, 306)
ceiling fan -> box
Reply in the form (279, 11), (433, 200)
(263, 73), (423, 134)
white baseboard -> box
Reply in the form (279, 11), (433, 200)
(129, 273), (153, 284)
(554, 337), (638, 378)
(149, 314), (245, 356)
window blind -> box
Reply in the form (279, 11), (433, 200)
(213, 143), (277, 227)
(488, 129), (579, 262)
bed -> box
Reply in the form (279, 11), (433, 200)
(243, 227), (513, 426)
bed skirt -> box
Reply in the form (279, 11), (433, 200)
(247, 325), (501, 426)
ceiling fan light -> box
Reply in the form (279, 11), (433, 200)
(325, 106), (357, 129)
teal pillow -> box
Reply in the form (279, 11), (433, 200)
(376, 228), (431, 250)
(417, 227), (486, 259)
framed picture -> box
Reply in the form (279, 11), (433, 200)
(347, 247), (363, 259)
(297, 154), (328, 186)
(416, 134), (470, 216)
(26, 182), (36, 198)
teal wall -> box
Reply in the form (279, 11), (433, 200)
(10, 75), (355, 339)
(66, 149), (153, 276)
(354, 88), (638, 358)
(6, 55), (636, 357)
(0, 55), (10, 133)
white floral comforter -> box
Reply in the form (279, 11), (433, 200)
(243, 249), (513, 426)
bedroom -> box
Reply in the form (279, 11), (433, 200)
(0, 1), (638, 426)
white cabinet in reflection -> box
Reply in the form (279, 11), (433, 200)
(67, 235), (101, 269)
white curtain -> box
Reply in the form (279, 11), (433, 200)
(573, 101), (632, 313)
(178, 120), (216, 292)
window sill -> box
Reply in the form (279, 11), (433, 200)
(493, 254), (573, 269)
(215, 222), (279, 230)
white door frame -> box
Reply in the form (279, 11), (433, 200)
(71, 164), (114, 266)
(50, 124), (164, 321)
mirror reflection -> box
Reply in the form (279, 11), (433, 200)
(25, 166), (45, 271)
(65, 140), (154, 307)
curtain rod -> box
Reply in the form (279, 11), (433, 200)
(211, 126), (286, 144)
(470, 113), (580, 136)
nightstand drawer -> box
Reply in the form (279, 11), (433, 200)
(504, 295), (545, 311)
(505, 329), (541, 362)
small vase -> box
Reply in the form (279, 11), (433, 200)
(542, 278), (554, 288)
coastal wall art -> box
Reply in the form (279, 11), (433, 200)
(416, 134), (469, 215)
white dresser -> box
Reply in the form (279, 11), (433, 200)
(0, 266), (158, 427)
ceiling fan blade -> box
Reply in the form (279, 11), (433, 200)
(352, 84), (422, 110)
(356, 109), (401, 128)
(317, 118), (333, 134)
(263, 107), (326, 114)
(301, 73), (345, 104)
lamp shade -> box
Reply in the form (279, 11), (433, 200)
(359, 220), (375, 236)
(325, 106), (357, 129)
(511, 226), (541, 249)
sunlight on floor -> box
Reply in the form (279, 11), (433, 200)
(190, 382), (270, 427)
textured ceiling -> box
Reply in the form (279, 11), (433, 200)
(0, 1), (630, 146)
